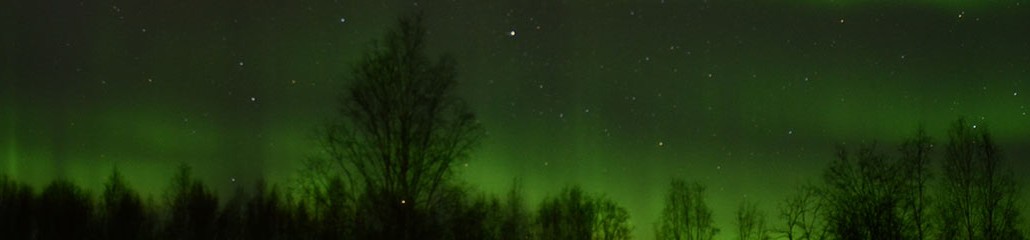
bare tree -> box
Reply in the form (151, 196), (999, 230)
(656, 179), (718, 240)
(736, 199), (769, 240)
(101, 167), (150, 240)
(164, 164), (219, 240)
(499, 180), (532, 240)
(594, 197), (633, 240)
(938, 119), (1024, 240)
(897, 126), (934, 240)
(535, 186), (632, 240)
(778, 184), (828, 240)
(822, 144), (905, 240)
(317, 13), (483, 239)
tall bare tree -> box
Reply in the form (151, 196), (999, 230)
(897, 126), (934, 240)
(318, 13), (483, 239)
(656, 179), (718, 240)
(736, 199), (769, 240)
(938, 119), (1024, 240)
(778, 184), (828, 240)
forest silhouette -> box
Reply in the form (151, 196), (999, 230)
(1, 14), (1026, 240)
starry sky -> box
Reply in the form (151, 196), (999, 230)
(3, 0), (1030, 238)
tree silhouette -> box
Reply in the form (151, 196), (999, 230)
(434, 184), (500, 240)
(0, 174), (35, 240)
(164, 164), (219, 240)
(897, 126), (934, 240)
(736, 199), (769, 240)
(37, 179), (96, 240)
(537, 186), (595, 240)
(593, 196), (632, 240)
(777, 184), (828, 240)
(316, 12), (483, 239)
(822, 144), (905, 240)
(215, 185), (246, 240)
(536, 185), (632, 240)
(656, 179), (718, 240)
(101, 167), (151, 240)
(938, 119), (1025, 240)
(499, 180), (532, 240)
(243, 180), (289, 240)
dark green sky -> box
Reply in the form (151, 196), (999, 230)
(3, 0), (1030, 238)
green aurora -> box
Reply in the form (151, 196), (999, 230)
(3, 0), (1030, 238)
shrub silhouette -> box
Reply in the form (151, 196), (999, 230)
(37, 179), (96, 240)
(0, 175), (34, 240)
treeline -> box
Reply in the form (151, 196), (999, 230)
(0, 165), (640, 240)
(0, 119), (1026, 240)
(773, 119), (1027, 240)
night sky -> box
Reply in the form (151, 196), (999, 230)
(3, 0), (1030, 238)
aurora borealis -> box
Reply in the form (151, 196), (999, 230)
(2, 0), (1030, 238)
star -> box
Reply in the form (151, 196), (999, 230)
(339, 17), (346, 23)
(658, 141), (664, 147)
(250, 97), (257, 102)
(509, 30), (516, 37)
